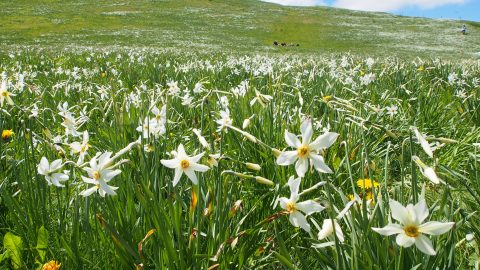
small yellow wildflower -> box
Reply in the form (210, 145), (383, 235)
(364, 191), (374, 202)
(322, 95), (333, 102)
(42, 260), (61, 270)
(356, 178), (379, 189)
(2, 129), (13, 141)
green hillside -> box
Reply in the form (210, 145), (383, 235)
(1, 0), (479, 58)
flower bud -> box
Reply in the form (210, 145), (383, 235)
(245, 162), (261, 171)
(466, 233), (475, 242)
(255, 176), (274, 186)
(242, 118), (250, 129)
(241, 131), (257, 143)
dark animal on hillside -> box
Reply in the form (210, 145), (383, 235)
(273, 41), (279, 46)
(281, 42), (286, 46)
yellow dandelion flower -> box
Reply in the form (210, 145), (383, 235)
(2, 129), (14, 141)
(42, 260), (61, 270)
(356, 178), (379, 189)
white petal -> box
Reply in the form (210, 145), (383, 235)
(372, 224), (403, 236)
(151, 106), (159, 115)
(284, 130), (301, 148)
(177, 144), (187, 157)
(77, 152), (85, 165)
(53, 173), (68, 182)
(184, 168), (198, 185)
(278, 197), (289, 210)
(309, 154), (333, 174)
(300, 119), (313, 144)
(70, 142), (82, 152)
(98, 152), (113, 168)
(389, 200), (410, 225)
(38, 157), (49, 175)
(287, 176), (301, 199)
(423, 167), (440, 184)
(172, 168), (183, 187)
(334, 221), (345, 242)
(161, 158), (179, 169)
(83, 131), (89, 144)
(80, 186), (98, 197)
(289, 211), (310, 232)
(396, 233), (415, 248)
(414, 200), (429, 224)
(50, 175), (65, 187)
(296, 200), (324, 215)
(415, 235), (436, 256)
(318, 219), (334, 240)
(103, 169), (121, 181)
(50, 159), (63, 171)
(89, 155), (98, 169)
(413, 127), (433, 158)
(99, 181), (117, 195)
(277, 151), (298, 166)
(81, 176), (98, 184)
(419, 221), (454, 235)
(310, 132), (339, 150)
(190, 152), (205, 163)
(190, 162), (209, 172)
(295, 158), (308, 177)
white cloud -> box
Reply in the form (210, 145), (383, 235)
(261, 0), (323, 6)
(260, 0), (468, 12)
(332, 0), (468, 12)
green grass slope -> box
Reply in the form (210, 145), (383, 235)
(0, 0), (479, 58)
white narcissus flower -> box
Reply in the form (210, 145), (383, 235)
(152, 105), (167, 126)
(80, 152), (121, 197)
(160, 144), (210, 186)
(250, 90), (273, 107)
(372, 199), (454, 256)
(277, 119), (339, 177)
(207, 153), (221, 167)
(0, 80), (15, 106)
(386, 105), (398, 117)
(69, 130), (90, 165)
(136, 117), (152, 138)
(216, 110), (232, 132)
(277, 176), (324, 232)
(318, 219), (344, 242)
(412, 126), (433, 158)
(37, 157), (69, 187)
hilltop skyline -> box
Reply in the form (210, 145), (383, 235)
(262, 0), (479, 22)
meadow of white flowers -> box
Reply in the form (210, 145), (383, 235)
(0, 48), (479, 269)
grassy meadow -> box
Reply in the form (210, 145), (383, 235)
(0, 49), (479, 269)
(1, 0), (480, 270)
(1, 0), (480, 58)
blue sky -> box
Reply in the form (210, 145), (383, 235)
(262, 0), (479, 22)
